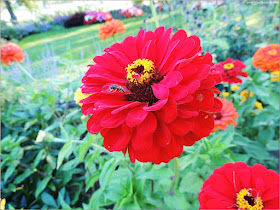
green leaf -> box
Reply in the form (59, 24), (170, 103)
(257, 127), (275, 145)
(32, 149), (45, 168)
(266, 92), (279, 110)
(46, 154), (56, 170)
(24, 118), (38, 131)
(58, 192), (71, 209)
(164, 191), (188, 209)
(14, 169), (33, 184)
(35, 176), (52, 198)
(99, 158), (119, 188)
(88, 188), (104, 209)
(212, 39), (230, 50)
(78, 135), (96, 161)
(41, 192), (57, 208)
(179, 172), (203, 194)
(136, 168), (173, 180)
(253, 111), (276, 127)
(86, 172), (100, 192)
(4, 161), (18, 183)
(266, 140), (279, 151)
(250, 85), (269, 97)
(56, 139), (72, 169)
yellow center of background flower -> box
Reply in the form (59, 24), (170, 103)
(126, 59), (155, 85)
(270, 71), (279, 82)
(236, 188), (263, 210)
(223, 63), (235, 70)
(240, 89), (254, 103)
(74, 88), (92, 106)
(268, 49), (277, 56)
(254, 101), (263, 110)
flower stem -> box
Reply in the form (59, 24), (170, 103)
(17, 62), (35, 81)
(112, 35), (118, 43)
(169, 157), (179, 194)
(149, 0), (160, 28)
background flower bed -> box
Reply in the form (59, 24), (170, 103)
(1, 1), (279, 209)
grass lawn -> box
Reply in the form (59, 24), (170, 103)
(19, 16), (147, 67)
(17, 7), (262, 69)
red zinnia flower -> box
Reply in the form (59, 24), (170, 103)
(198, 162), (279, 209)
(214, 58), (248, 84)
(81, 27), (222, 164)
(211, 97), (238, 132)
(253, 44), (279, 72)
(1, 42), (25, 66)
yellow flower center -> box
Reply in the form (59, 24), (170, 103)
(231, 85), (240, 91)
(270, 71), (279, 82)
(268, 49), (277, 56)
(236, 188), (263, 210)
(223, 63), (235, 70)
(126, 59), (155, 85)
(254, 101), (263, 110)
(240, 89), (254, 102)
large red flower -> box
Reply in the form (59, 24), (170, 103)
(198, 162), (279, 209)
(214, 58), (248, 84)
(81, 27), (222, 164)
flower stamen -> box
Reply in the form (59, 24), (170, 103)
(126, 59), (156, 85)
(236, 188), (263, 210)
(268, 49), (277, 56)
(223, 63), (235, 70)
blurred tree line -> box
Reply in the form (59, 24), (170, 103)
(4, 0), (45, 23)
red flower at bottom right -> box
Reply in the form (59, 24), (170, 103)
(198, 162), (279, 209)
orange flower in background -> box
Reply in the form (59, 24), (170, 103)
(98, 19), (126, 40)
(253, 44), (279, 72)
(211, 97), (238, 132)
(1, 42), (25, 65)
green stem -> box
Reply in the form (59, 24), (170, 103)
(17, 62), (35, 81)
(273, 0), (279, 24)
(149, 0), (159, 28)
(228, 84), (232, 98)
(112, 35), (118, 43)
(169, 157), (179, 194)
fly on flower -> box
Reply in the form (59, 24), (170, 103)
(80, 27), (223, 164)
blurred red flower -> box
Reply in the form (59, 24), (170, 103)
(81, 27), (222, 164)
(199, 162), (279, 209)
(1, 42), (25, 66)
(98, 19), (125, 40)
(211, 97), (238, 132)
(253, 44), (279, 72)
(214, 58), (248, 84)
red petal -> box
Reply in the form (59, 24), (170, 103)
(137, 112), (157, 135)
(168, 118), (194, 136)
(154, 121), (171, 147)
(156, 99), (177, 124)
(103, 124), (131, 152)
(132, 133), (153, 151)
(126, 106), (148, 127)
(151, 83), (169, 99)
(87, 115), (102, 134)
(192, 111), (214, 137)
(143, 99), (167, 111)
